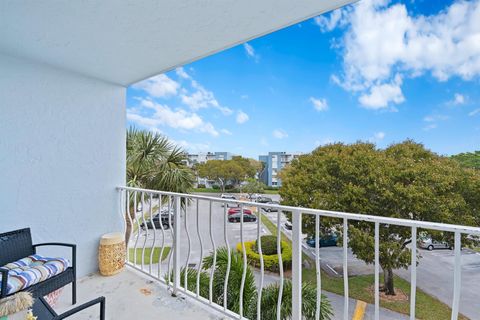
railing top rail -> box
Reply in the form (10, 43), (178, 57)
(118, 186), (480, 235)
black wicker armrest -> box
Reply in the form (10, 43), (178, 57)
(55, 296), (106, 320)
(0, 267), (9, 298)
(32, 243), (76, 273)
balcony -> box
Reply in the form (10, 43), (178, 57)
(73, 186), (477, 320)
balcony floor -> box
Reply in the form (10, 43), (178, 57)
(55, 267), (220, 319)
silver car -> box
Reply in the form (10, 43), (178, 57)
(418, 237), (451, 251)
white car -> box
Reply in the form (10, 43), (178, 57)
(418, 237), (451, 251)
(220, 194), (238, 207)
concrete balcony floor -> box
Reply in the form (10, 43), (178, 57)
(55, 267), (220, 319)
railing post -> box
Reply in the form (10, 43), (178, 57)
(292, 210), (302, 320)
(173, 195), (182, 296)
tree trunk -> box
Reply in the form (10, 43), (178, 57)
(382, 267), (395, 295)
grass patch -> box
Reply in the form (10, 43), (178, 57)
(128, 247), (171, 265)
(303, 268), (467, 320)
(471, 247), (480, 253)
(263, 189), (280, 194)
(259, 211), (467, 320)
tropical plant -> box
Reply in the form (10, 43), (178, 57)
(174, 247), (333, 319)
(196, 157), (260, 192)
(242, 178), (266, 197)
(451, 151), (480, 169)
(125, 127), (195, 243)
(280, 140), (480, 295)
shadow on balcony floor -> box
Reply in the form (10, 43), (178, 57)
(54, 267), (220, 319)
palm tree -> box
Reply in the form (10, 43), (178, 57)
(125, 127), (194, 243)
(176, 247), (333, 320)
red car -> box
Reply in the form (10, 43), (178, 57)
(227, 208), (253, 215)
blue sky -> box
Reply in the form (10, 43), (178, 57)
(127, 0), (480, 158)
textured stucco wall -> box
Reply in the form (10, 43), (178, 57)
(0, 53), (125, 276)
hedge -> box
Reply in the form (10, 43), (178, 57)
(236, 240), (292, 272)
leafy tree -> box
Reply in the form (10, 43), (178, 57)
(451, 151), (480, 169)
(175, 247), (333, 319)
(242, 178), (266, 197)
(197, 157), (259, 191)
(125, 127), (194, 243)
(280, 140), (480, 295)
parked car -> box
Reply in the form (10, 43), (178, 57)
(418, 237), (451, 250)
(140, 213), (173, 230)
(227, 208), (253, 215)
(262, 201), (279, 212)
(249, 193), (261, 201)
(284, 221), (292, 230)
(306, 234), (338, 248)
(256, 196), (273, 203)
(228, 212), (257, 223)
(220, 194), (239, 207)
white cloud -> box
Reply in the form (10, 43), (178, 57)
(358, 75), (404, 109)
(243, 43), (260, 62)
(175, 67), (191, 80)
(260, 137), (269, 146)
(127, 98), (219, 137)
(132, 74), (179, 98)
(451, 93), (466, 105)
(273, 129), (288, 139)
(423, 123), (438, 131)
(368, 131), (386, 142)
(236, 110), (249, 124)
(323, 0), (480, 109)
(220, 129), (233, 135)
(423, 114), (449, 122)
(422, 113), (449, 130)
(177, 69), (233, 115)
(314, 8), (350, 32)
(310, 97), (329, 111)
(173, 139), (211, 152)
(469, 108), (480, 116)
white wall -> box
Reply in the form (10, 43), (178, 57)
(0, 53), (125, 276)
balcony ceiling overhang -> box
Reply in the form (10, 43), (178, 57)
(0, 0), (356, 86)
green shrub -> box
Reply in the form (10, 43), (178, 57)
(212, 185), (220, 190)
(197, 183), (206, 188)
(237, 240), (292, 272)
(254, 235), (279, 255)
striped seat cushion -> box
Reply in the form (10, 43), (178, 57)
(0, 254), (69, 295)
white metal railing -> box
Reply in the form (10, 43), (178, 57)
(118, 186), (480, 320)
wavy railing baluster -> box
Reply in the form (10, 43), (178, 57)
(223, 203), (231, 312)
(208, 200), (217, 304)
(184, 198), (192, 292)
(140, 192), (148, 271)
(257, 206), (264, 320)
(167, 195), (174, 288)
(276, 211), (284, 320)
(196, 199), (204, 298)
(315, 214), (321, 320)
(125, 190), (133, 264)
(133, 191), (141, 266)
(148, 192), (157, 274)
(239, 204), (247, 319)
(157, 194), (166, 280)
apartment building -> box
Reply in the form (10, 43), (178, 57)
(259, 152), (302, 187)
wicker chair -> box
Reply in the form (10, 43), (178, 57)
(0, 228), (76, 304)
(32, 296), (105, 320)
